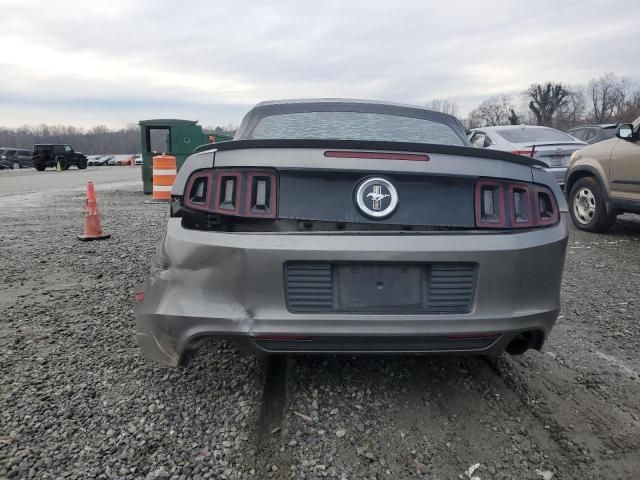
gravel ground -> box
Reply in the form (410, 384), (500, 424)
(1, 172), (639, 479)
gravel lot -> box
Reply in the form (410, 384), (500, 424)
(1, 168), (639, 479)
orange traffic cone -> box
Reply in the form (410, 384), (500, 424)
(78, 181), (110, 241)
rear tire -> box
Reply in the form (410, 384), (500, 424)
(77, 161), (88, 170)
(569, 177), (616, 233)
(11, 161), (20, 169)
(34, 163), (46, 171)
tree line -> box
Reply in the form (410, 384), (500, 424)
(0, 124), (236, 155)
(429, 72), (640, 131)
(2, 74), (637, 152)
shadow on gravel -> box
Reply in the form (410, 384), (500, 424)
(613, 217), (640, 236)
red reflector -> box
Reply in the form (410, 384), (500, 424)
(510, 150), (533, 156)
(254, 335), (311, 341)
(324, 151), (429, 161)
(135, 292), (145, 302)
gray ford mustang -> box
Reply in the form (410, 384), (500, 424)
(135, 99), (568, 366)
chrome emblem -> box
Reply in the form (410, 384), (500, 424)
(356, 177), (398, 219)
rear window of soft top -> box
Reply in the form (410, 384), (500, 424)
(249, 111), (465, 146)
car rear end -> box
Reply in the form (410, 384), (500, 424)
(0, 149), (18, 168)
(135, 101), (568, 366)
(491, 127), (586, 188)
(0, 149), (10, 169)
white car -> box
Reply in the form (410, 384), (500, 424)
(469, 125), (586, 188)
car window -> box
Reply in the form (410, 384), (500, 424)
(494, 127), (576, 143)
(584, 129), (597, 142)
(250, 111), (465, 146)
(470, 132), (486, 148)
(569, 129), (584, 140)
(64, 145), (73, 152)
(601, 128), (617, 139)
(53, 145), (65, 154)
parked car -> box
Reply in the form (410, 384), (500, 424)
(567, 124), (618, 144)
(116, 155), (135, 166)
(0, 148), (17, 169)
(565, 118), (640, 232)
(107, 156), (118, 166)
(32, 144), (88, 171)
(133, 154), (142, 165)
(469, 125), (587, 188)
(135, 99), (568, 367)
(0, 148), (33, 169)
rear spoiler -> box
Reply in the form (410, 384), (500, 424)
(194, 139), (547, 168)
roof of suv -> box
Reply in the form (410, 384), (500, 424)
(475, 125), (554, 131)
(569, 124), (618, 129)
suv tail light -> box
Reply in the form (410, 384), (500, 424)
(475, 179), (558, 229)
(183, 168), (277, 218)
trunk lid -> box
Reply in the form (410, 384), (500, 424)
(177, 140), (544, 231)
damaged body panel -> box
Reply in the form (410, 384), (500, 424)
(135, 99), (568, 366)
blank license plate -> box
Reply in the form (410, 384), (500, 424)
(336, 264), (423, 310)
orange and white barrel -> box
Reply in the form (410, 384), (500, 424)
(152, 154), (177, 201)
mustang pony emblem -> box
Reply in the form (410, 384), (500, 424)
(356, 179), (398, 218)
(366, 191), (391, 202)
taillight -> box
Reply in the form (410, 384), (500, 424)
(475, 180), (505, 227)
(184, 168), (277, 218)
(510, 150), (533, 157)
(534, 187), (559, 225)
(475, 179), (558, 229)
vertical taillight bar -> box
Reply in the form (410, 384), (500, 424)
(534, 187), (559, 225)
(508, 184), (533, 227)
(475, 180), (505, 227)
(183, 171), (213, 209)
(245, 171), (277, 218)
(215, 172), (241, 214)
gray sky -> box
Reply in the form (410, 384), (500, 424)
(1, 0), (638, 128)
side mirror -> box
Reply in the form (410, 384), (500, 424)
(616, 124), (636, 140)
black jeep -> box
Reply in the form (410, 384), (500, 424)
(32, 144), (88, 171)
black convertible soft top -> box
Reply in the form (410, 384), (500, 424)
(194, 138), (547, 168)
(196, 100), (546, 167)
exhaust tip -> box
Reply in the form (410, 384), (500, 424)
(505, 333), (533, 356)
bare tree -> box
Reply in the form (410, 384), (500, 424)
(585, 72), (638, 123)
(507, 109), (520, 125)
(468, 94), (515, 127)
(624, 88), (640, 121)
(526, 82), (570, 126)
(425, 99), (459, 117)
(555, 87), (587, 130)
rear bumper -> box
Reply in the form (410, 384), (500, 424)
(136, 217), (569, 366)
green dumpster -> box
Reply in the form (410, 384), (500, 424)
(139, 119), (232, 194)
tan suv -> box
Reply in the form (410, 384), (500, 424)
(565, 117), (640, 232)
